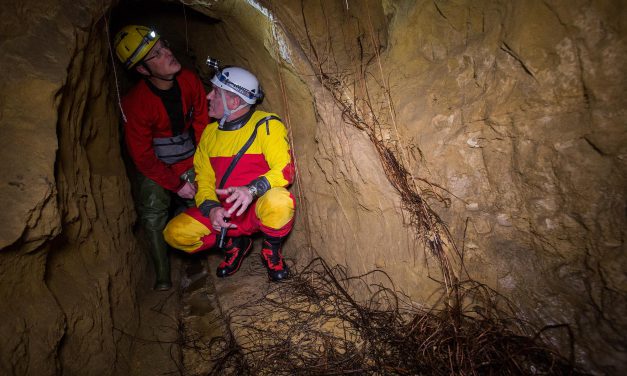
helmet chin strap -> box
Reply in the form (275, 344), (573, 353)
(218, 89), (249, 126)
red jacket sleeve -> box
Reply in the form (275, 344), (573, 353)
(123, 94), (183, 192)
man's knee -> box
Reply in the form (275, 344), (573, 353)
(256, 187), (295, 230)
(141, 209), (169, 232)
(163, 215), (185, 248)
(138, 177), (171, 231)
(163, 211), (212, 253)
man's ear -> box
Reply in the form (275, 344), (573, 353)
(135, 64), (149, 76)
(228, 94), (243, 110)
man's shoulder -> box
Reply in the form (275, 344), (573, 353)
(248, 111), (287, 141)
(123, 79), (150, 101)
(178, 67), (197, 77)
(177, 68), (202, 85)
(250, 110), (283, 124)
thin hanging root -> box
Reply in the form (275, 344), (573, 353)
(195, 258), (583, 375)
(297, 1), (461, 292)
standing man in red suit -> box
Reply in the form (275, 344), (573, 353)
(114, 25), (208, 290)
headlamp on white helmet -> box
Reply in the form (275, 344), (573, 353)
(206, 59), (263, 104)
(206, 59), (264, 125)
(212, 70), (263, 104)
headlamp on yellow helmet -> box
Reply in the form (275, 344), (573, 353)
(114, 25), (160, 69)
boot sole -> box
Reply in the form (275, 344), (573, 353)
(154, 282), (173, 291)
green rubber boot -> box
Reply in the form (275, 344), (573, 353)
(146, 229), (172, 291)
(138, 174), (172, 291)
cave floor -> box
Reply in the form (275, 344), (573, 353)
(125, 248), (265, 375)
(180, 243), (274, 375)
(125, 245), (585, 375)
(126, 273), (182, 375)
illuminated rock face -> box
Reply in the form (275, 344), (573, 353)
(0, 0), (625, 374)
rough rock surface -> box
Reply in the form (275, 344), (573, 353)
(0, 1), (151, 374)
(190, 0), (626, 372)
(0, 0), (625, 375)
(378, 2), (627, 372)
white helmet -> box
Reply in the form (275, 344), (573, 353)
(210, 67), (263, 104)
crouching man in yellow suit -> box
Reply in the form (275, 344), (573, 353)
(164, 66), (295, 281)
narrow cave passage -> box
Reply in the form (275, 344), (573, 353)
(103, 1), (301, 373)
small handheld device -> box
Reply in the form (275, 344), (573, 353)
(217, 218), (229, 249)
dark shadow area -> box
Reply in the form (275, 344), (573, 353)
(101, 2), (224, 373)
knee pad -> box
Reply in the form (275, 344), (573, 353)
(163, 212), (212, 253)
(255, 187), (295, 230)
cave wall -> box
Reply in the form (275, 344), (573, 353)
(187, 0), (626, 372)
(0, 1), (147, 375)
(378, 1), (627, 372)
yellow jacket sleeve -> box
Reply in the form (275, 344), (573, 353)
(258, 117), (294, 188)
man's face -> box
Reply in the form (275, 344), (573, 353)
(207, 85), (226, 119)
(142, 39), (181, 77)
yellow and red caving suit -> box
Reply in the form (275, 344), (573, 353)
(163, 110), (296, 253)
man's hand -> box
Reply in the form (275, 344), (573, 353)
(177, 181), (197, 199)
(209, 207), (237, 231)
(215, 186), (253, 217)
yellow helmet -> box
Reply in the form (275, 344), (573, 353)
(114, 25), (160, 69)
